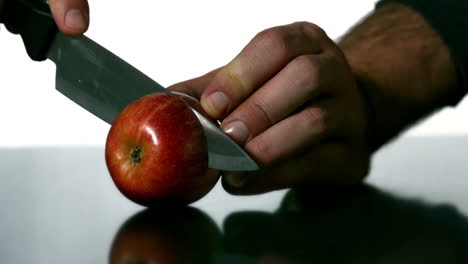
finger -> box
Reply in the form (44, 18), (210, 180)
(200, 22), (329, 119)
(222, 142), (370, 195)
(240, 95), (363, 167)
(49, 0), (89, 35)
(220, 54), (331, 145)
(167, 68), (221, 100)
(220, 100), (340, 192)
(248, 100), (340, 166)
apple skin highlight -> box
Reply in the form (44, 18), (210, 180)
(105, 92), (220, 207)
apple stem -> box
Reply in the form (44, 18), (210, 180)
(130, 147), (142, 165)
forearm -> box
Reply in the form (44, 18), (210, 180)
(339, 2), (465, 151)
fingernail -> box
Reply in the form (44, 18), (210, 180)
(65, 9), (87, 30)
(223, 120), (250, 145)
(204, 91), (229, 117)
(224, 172), (247, 188)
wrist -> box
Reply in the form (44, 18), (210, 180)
(339, 2), (462, 150)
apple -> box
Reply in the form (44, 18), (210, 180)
(105, 92), (220, 207)
(109, 207), (222, 264)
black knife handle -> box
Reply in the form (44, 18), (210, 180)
(1, 0), (58, 61)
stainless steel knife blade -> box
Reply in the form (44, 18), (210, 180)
(46, 32), (259, 171)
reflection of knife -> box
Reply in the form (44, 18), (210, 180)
(0, 0), (259, 171)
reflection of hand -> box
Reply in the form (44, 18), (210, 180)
(169, 22), (371, 194)
(110, 207), (222, 264)
(48, 0), (90, 35)
(223, 185), (468, 263)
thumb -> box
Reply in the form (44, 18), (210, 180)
(49, 0), (89, 35)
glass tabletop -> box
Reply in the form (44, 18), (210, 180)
(1, 135), (467, 263)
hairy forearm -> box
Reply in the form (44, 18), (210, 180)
(339, 2), (464, 151)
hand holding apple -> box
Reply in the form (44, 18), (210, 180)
(168, 22), (370, 195)
(105, 92), (220, 207)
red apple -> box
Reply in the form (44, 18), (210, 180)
(105, 92), (220, 207)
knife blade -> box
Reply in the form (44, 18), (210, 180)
(1, 0), (259, 171)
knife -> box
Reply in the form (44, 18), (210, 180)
(0, 0), (259, 171)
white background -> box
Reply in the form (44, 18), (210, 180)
(0, 0), (466, 146)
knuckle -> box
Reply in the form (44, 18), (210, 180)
(246, 138), (276, 166)
(223, 69), (246, 95)
(295, 21), (327, 40)
(291, 55), (322, 84)
(256, 27), (289, 45)
(247, 98), (275, 128)
(301, 106), (327, 134)
(254, 27), (294, 59)
(210, 67), (247, 105)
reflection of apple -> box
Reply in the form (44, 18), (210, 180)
(109, 207), (222, 264)
(105, 92), (219, 207)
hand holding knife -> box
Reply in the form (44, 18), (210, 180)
(0, 0), (259, 171)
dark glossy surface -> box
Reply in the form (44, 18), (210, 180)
(1, 136), (468, 263)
